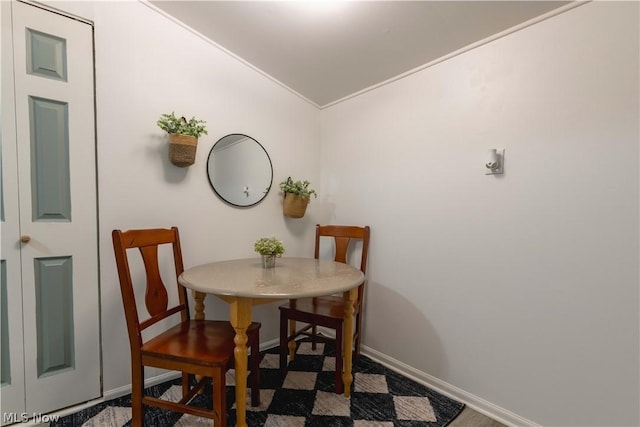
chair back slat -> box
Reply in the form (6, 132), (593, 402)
(333, 237), (350, 264)
(139, 245), (169, 316)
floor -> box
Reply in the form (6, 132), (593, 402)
(33, 338), (504, 427)
(449, 407), (507, 427)
(34, 407), (505, 427)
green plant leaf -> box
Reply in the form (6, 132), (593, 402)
(278, 176), (317, 198)
(157, 112), (208, 138)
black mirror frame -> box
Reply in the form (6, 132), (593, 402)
(206, 133), (273, 208)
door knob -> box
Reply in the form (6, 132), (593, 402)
(20, 235), (31, 243)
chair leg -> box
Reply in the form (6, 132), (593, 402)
(335, 325), (344, 394)
(212, 368), (226, 427)
(280, 309), (289, 372)
(355, 307), (363, 359)
(131, 364), (144, 427)
(250, 329), (261, 407)
(288, 319), (297, 362)
(311, 324), (317, 350)
(181, 372), (190, 399)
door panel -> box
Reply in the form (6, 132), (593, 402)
(28, 95), (71, 221)
(34, 256), (74, 377)
(1, 1), (100, 418)
(1, 1), (27, 419)
(26, 28), (68, 81)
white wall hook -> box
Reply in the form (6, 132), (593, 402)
(485, 148), (504, 175)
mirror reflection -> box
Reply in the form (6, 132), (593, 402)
(207, 134), (273, 207)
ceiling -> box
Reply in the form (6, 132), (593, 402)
(149, 1), (573, 108)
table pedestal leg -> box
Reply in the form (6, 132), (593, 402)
(192, 291), (206, 392)
(342, 288), (357, 397)
(193, 291), (206, 320)
(230, 297), (252, 427)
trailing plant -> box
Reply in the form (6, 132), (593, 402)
(279, 177), (317, 199)
(157, 112), (208, 138)
(254, 236), (285, 256)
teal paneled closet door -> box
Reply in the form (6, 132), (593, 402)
(0, 2), (100, 421)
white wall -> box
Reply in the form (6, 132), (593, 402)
(41, 0), (322, 393)
(28, 1), (640, 425)
(320, 2), (639, 426)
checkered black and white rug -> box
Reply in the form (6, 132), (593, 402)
(52, 340), (464, 426)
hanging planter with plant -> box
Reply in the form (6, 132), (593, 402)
(279, 177), (317, 218)
(157, 112), (208, 167)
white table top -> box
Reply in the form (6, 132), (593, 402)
(179, 257), (364, 299)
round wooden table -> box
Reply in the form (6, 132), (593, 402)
(179, 257), (364, 427)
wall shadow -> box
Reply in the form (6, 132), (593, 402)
(362, 279), (448, 381)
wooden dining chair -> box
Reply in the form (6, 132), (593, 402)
(279, 224), (370, 393)
(112, 227), (261, 427)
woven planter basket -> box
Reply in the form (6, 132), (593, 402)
(168, 133), (198, 167)
(283, 193), (310, 218)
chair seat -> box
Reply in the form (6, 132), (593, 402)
(280, 296), (357, 320)
(142, 319), (261, 366)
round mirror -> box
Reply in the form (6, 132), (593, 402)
(207, 134), (273, 207)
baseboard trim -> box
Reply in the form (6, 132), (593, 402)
(361, 345), (539, 427)
(103, 371), (181, 401)
(12, 371), (182, 426)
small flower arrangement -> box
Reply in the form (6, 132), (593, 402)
(157, 112), (208, 138)
(254, 236), (285, 256)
